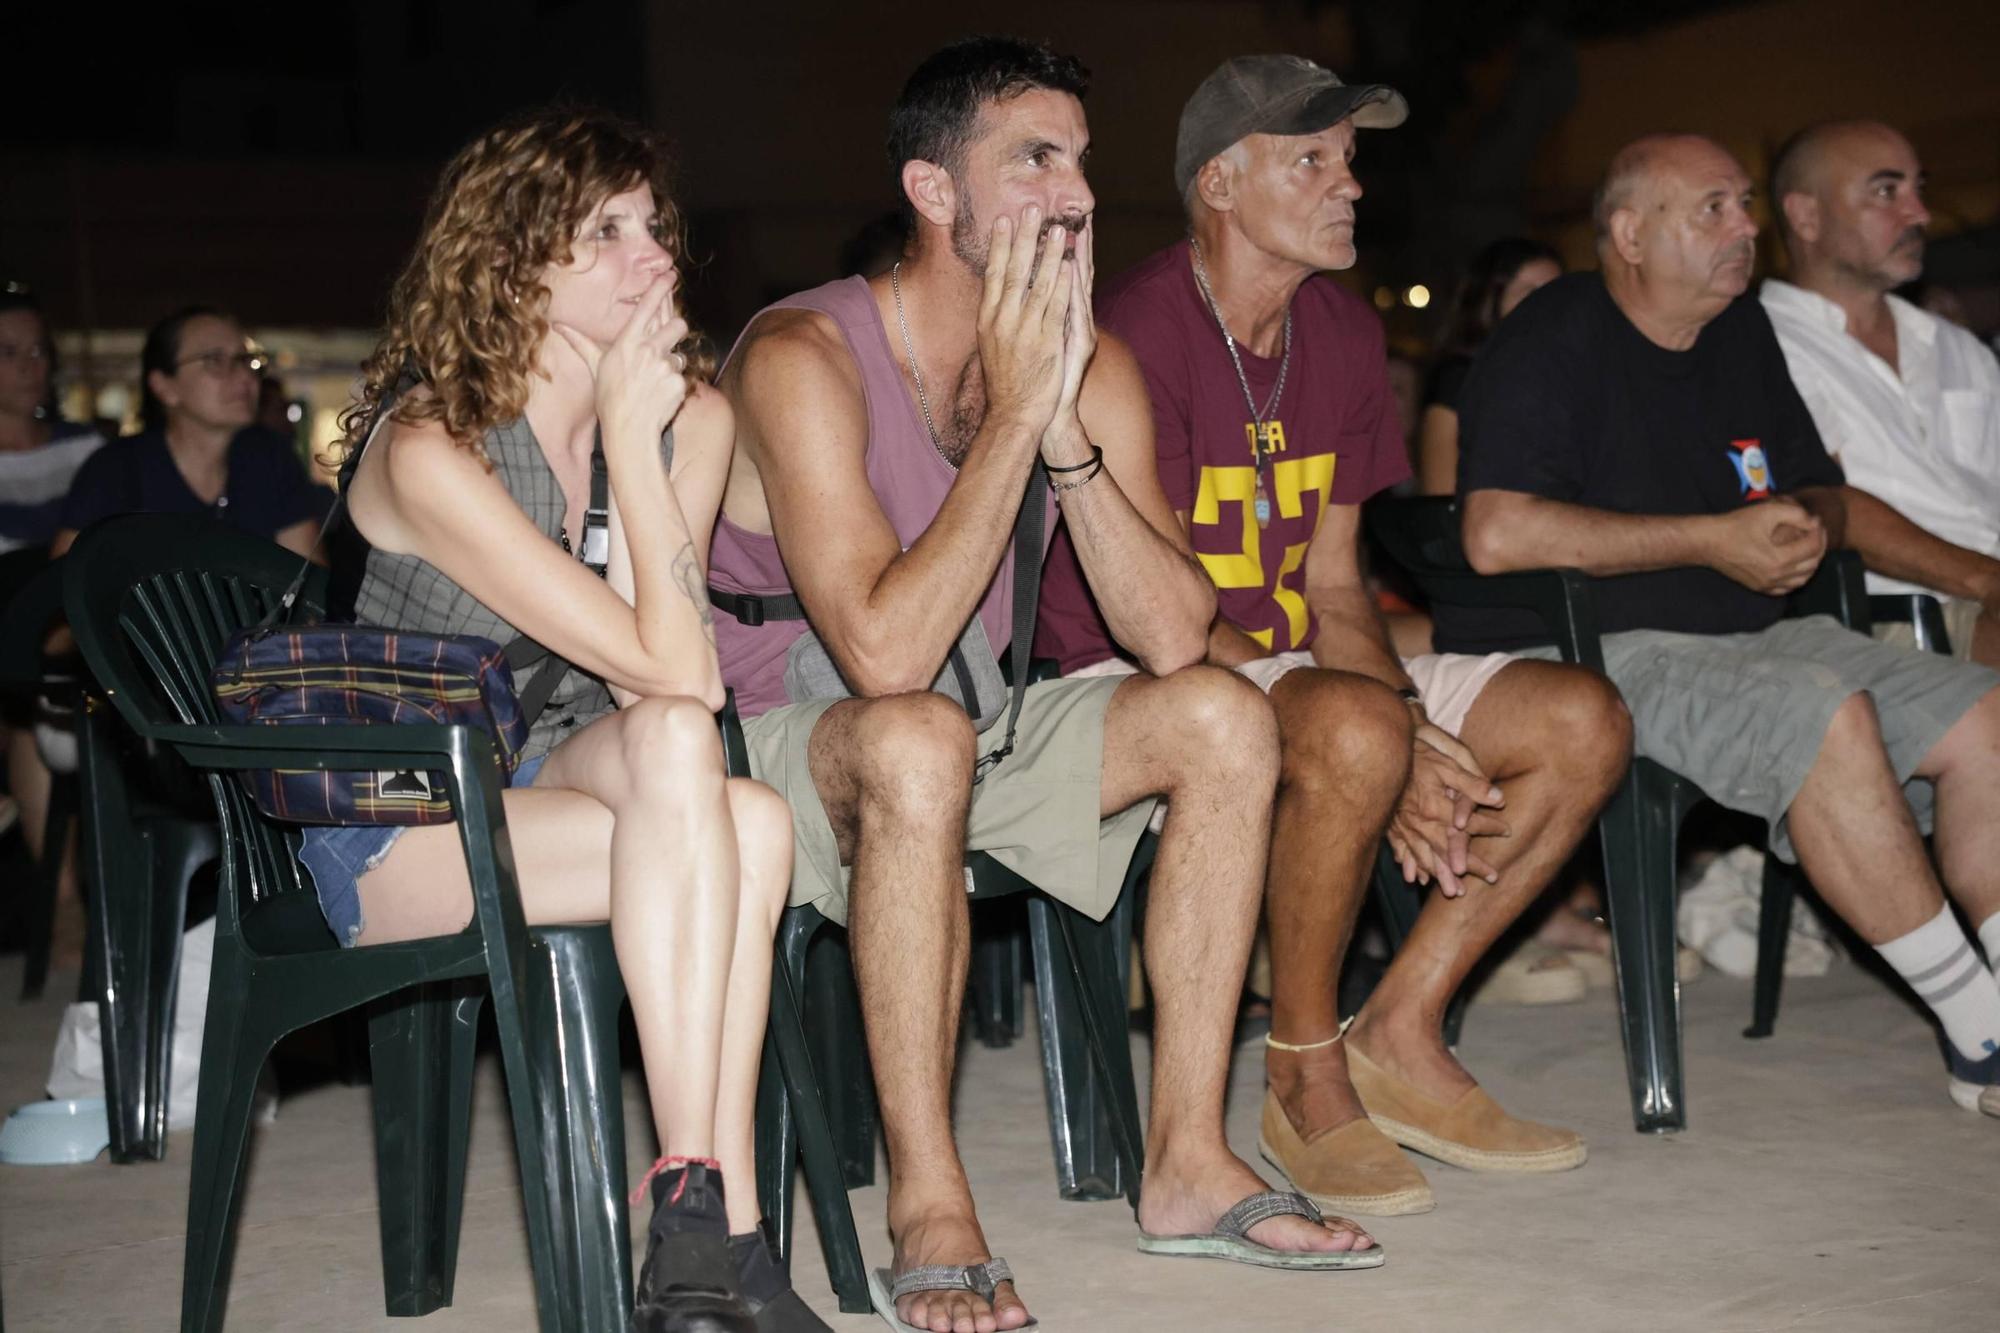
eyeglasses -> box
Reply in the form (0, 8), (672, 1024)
(175, 349), (270, 378)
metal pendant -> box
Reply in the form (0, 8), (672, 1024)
(1253, 478), (1272, 530)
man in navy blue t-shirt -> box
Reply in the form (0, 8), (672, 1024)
(1452, 133), (2000, 1121)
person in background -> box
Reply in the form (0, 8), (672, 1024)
(53, 306), (327, 560)
(1764, 119), (2000, 668)
(0, 285), (106, 962)
(1415, 237), (1562, 497)
(1451, 132), (2000, 1123)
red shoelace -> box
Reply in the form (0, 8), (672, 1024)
(630, 1154), (723, 1208)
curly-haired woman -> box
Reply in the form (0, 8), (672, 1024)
(316, 107), (818, 1332)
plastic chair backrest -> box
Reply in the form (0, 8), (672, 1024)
(63, 514), (331, 917)
(1363, 495), (1467, 575)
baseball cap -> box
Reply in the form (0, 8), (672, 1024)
(1174, 55), (1408, 199)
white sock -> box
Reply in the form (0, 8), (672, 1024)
(1876, 905), (2000, 1064)
(1979, 910), (2000, 975)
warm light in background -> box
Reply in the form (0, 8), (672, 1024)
(1404, 284), (1431, 309)
(1373, 286), (1396, 311)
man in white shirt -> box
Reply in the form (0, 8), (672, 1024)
(1762, 119), (2000, 666)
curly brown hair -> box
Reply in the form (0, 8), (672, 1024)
(339, 105), (708, 465)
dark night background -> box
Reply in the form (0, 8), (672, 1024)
(6, 0), (1996, 453)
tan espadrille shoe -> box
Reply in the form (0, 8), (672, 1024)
(1256, 1090), (1435, 1216)
(1346, 1044), (1587, 1173)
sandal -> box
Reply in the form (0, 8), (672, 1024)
(1136, 1189), (1385, 1270)
(867, 1258), (1037, 1332)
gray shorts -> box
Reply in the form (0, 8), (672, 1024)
(1520, 616), (2000, 862)
(740, 675), (1157, 927)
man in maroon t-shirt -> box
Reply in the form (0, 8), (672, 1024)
(1039, 55), (1631, 1216)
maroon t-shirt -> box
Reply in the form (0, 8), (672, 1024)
(1037, 240), (1410, 671)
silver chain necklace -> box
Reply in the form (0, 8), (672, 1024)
(1189, 236), (1291, 529)
(890, 262), (956, 470)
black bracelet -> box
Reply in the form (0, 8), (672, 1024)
(1045, 443), (1104, 474)
(1049, 457), (1104, 493)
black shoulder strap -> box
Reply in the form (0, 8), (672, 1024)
(704, 462), (1047, 779)
(975, 461), (1045, 781)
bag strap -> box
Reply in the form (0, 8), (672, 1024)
(707, 462), (1047, 780)
(975, 460), (1046, 782)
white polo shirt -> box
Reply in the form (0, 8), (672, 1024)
(1761, 278), (2000, 597)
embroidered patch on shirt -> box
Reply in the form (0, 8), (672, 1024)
(1727, 439), (1773, 499)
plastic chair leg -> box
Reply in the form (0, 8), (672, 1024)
(803, 929), (877, 1188)
(179, 950), (278, 1333)
(766, 923), (870, 1314)
(1745, 855), (1799, 1039)
(1029, 892), (1143, 1207)
(367, 979), (483, 1316)
(517, 927), (632, 1332)
(1597, 760), (1690, 1133)
(138, 819), (218, 1159)
(970, 899), (1026, 1049)
(18, 770), (75, 1001)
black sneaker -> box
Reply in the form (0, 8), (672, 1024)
(630, 1159), (756, 1333)
(729, 1222), (833, 1333)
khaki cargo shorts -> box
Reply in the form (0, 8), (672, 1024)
(740, 675), (1157, 927)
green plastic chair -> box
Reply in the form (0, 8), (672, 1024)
(1366, 496), (1871, 1132)
(63, 513), (636, 1331)
(0, 551), (224, 1147)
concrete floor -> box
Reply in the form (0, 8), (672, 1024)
(2, 952), (1995, 1333)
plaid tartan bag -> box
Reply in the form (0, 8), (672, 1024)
(211, 626), (531, 826)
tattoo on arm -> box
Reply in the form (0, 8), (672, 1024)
(670, 542), (717, 647)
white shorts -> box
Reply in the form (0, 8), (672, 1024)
(1070, 650), (1517, 829)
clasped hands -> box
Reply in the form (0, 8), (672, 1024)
(1710, 496), (1827, 598)
(1385, 719), (1509, 899)
(976, 205), (1096, 461)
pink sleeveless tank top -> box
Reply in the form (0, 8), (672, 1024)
(709, 275), (1055, 718)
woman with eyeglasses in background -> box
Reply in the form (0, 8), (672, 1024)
(52, 306), (328, 559)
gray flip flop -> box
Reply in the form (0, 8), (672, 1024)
(1137, 1189), (1385, 1270)
(868, 1258), (1039, 1332)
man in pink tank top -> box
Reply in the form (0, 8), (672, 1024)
(713, 37), (1381, 1332)
(1037, 56), (1631, 1222)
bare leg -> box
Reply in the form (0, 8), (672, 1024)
(1348, 662), (1631, 1098)
(1258, 670), (1409, 1143)
(1971, 608), (2000, 671)
(1102, 666), (1378, 1258)
(711, 779), (793, 1230)
(7, 724), (82, 963)
(1908, 682), (2000, 927)
(804, 693), (1006, 1333)
(356, 697), (776, 1228)
(1786, 693), (1951, 944)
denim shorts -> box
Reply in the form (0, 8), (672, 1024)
(296, 753), (548, 947)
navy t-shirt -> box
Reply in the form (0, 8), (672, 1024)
(59, 427), (329, 541)
(1435, 273), (1844, 654)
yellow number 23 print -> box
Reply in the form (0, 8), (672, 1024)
(1191, 452), (1339, 648)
